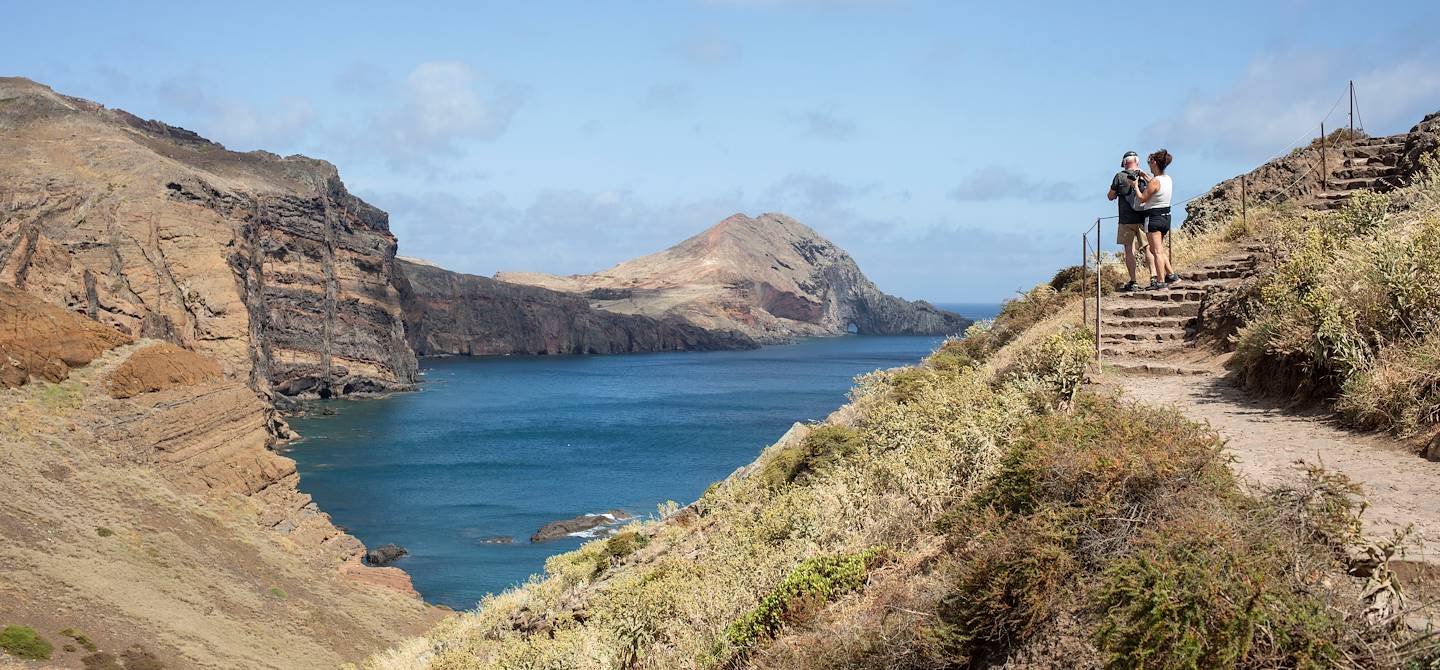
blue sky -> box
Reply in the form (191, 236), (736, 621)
(6, 1), (1440, 302)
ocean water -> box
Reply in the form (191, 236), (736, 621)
(286, 302), (1001, 609)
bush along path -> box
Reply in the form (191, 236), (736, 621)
(1099, 241), (1440, 565)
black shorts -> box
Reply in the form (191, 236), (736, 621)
(1144, 208), (1172, 235)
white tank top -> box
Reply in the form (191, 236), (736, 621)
(1147, 174), (1173, 209)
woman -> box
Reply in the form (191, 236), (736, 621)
(1135, 149), (1177, 289)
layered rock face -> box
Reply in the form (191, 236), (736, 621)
(0, 282), (433, 669)
(0, 77), (415, 398)
(497, 213), (970, 343)
(398, 258), (757, 355)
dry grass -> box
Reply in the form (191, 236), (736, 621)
(1231, 155), (1440, 437)
(362, 175), (1440, 669)
(1, 352), (436, 670)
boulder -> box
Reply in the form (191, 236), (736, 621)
(365, 543), (408, 566)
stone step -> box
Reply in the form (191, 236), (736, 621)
(1355, 136), (1404, 148)
(1335, 164), (1399, 180)
(1110, 289), (1208, 303)
(1107, 302), (1201, 319)
(1100, 315), (1195, 329)
(1102, 343), (1176, 357)
(1347, 145), (1402, 161)
(1104, 358), (1212, 376)
(1185, 268), (1246, 281)
(1101, 329), (1188, 343)
(1329, 177), (1382, 191)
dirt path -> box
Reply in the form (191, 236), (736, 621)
(1115, 369), (1440, 562)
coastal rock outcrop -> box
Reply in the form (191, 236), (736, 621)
(366, 543), (409, 566)
(0, 76), (415, 399)
(497, 213), (970, 343)
(531, 510), (633, 542)
(397, 258), (758, 355)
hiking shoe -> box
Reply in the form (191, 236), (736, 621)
(1119, 281), (1138, 293)
(1146, 278), (1166, 291)
(1164, 273), (1180, 284)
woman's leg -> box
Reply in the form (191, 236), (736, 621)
(1143, 233), (1160, 283)
(1148, 231), (1169, 280)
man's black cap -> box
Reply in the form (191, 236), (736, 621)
(1122, 150), (1138, 160)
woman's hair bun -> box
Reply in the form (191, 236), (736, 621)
(1149, 149), (1173, 170)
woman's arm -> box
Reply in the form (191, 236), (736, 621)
(1136, 177), (1159, 204)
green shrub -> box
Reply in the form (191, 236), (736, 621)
(603, 531), (650, 561)
(268, 587), (287, 600)
(1338, 331), (1440, 436)
(932, 508), (1078, 663)
(1236, 201), (1440, 434)
(888, 368), (931, 403)
(1005, 326), (1095, 409)
(95, 527), (114, 537)
(0, 625), (53, 660)
(724, 547), (887, 659)
(1338, 189), (1389, 235)
(756, 424), (864, 490)
(1095, 513), (1343, 670)
(930, 396), (1238, 665)
(61, 627), (97, 652)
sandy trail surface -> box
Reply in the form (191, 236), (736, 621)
(1116, 369), (1440, 562)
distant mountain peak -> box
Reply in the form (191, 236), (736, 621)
(497, 212), (968, 342)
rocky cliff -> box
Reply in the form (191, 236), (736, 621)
(397, 258), (757, 355)
(1, 284), (435, 669)
(0, 77), (415, 399)
(497, 213), (969, 343)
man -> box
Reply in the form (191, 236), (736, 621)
(1107, 151), (1147, 292)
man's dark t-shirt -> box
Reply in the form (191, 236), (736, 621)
(1112, 169), (1146, 226)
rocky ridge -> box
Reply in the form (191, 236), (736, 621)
(498, 212), (969, 343)
(1185, 113), (1440, 231)
(397, 258), (757, 356)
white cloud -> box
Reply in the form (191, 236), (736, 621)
(642, 82), (694, 110)
(371, 61), (522, 167)
(947, 166), (1081, 202)
(1146, 51), (1440, 161)
(676, 34), (740, 66)
(152, 74), (317, 151)
(797, 110), (857, 140)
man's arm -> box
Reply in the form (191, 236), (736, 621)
(1107, 187), (1117, 201)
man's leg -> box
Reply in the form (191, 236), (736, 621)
(1123, 241), (1137, 283)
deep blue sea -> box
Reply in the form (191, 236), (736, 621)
(286, 302), (1000, 609)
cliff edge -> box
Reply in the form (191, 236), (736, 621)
(0, 76), (415, 399)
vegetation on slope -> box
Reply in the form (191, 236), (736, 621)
(1232, 152), (1440, 439)
(365, 237), (1436, 668)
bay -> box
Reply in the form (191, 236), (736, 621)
(287, 302), (1001, 608)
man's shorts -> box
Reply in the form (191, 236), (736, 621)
(1117, 223), (1143, 248)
